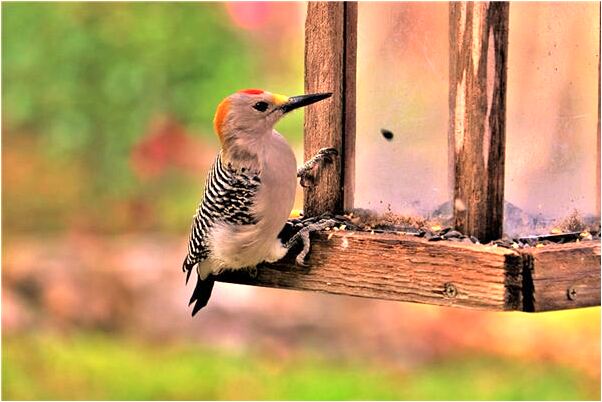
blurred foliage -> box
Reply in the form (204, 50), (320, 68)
(2, 3), (304, 234)
(3, 332), (599, 400)
(4, 3), (247, 191)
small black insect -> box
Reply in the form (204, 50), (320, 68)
(253, 101), (269, 112)
(380, 128), (394, 141)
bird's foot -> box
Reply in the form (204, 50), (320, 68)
(285, 218), (338, 266)
(297, 147), (338, 188)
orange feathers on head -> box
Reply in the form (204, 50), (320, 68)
(213, 89), (265, 138)
(213, 98), (230, 137)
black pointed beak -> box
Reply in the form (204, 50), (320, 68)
(280, 92), (332, 113)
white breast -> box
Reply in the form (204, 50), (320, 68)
(201, 130), (297, 276)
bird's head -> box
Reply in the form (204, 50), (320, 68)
(213, 89), (332, 146)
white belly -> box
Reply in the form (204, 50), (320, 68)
(200, 131), (297, 278)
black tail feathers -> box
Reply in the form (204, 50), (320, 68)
(182, 257), (195, 285)
(189, 274), (215, 316)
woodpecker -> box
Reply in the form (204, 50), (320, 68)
(182, 88), (336, 315)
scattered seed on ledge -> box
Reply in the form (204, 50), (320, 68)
(327, 232), (334, 240)
(442, 230), (462, 239)
(580, 231), (593, 240)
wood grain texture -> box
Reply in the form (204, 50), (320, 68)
(217, 231), (523, 311)
(449, 2), (509, 242)
(596, 3), (602, 217)
(521, 241), (601, 312)
(303, 2), (353, 216)
(343, 2), (357, 211)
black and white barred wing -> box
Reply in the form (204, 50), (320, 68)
(182, 153), (261, 282)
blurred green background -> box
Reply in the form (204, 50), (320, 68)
(2, 2), (600, 401)
(3, 1), (305, 234)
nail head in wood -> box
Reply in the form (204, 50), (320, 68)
(444, 282), (458, 298)
(567, 287), (577, 301)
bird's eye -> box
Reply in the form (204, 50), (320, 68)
(252, 101), (269, 112)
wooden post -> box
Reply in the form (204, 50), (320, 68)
(596, 3), (602, 218)
(449, 2), (509, 242)
(304, 2), (357, 216)
(343, 3), (357, 212)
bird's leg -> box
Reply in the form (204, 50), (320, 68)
(297, 147), (338, 188)
(285, 218), (337, 266)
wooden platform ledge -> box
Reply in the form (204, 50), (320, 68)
(217, 231), (600, 312)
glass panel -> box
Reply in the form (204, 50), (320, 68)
(505, 2), (600, 235)
(355, 2), (450, 218)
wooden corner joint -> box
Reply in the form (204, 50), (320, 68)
(517, 241), (601, 312)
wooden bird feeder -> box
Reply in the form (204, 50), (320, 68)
(219, 2), (601, 313)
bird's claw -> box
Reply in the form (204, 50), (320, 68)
(286, 218), (338, 266)
(299, 173), (315, 188)
(297, 147), (338, 188)
(316, 147), (338, 163)
(295, 254), (309, 267)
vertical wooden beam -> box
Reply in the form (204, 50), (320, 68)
(449, 2), (509, 242)
(343, 2), (357, 212)
(303, 2), (356, 216)
(596, 3), (602, 217)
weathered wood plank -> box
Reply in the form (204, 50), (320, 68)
(303, 2), (356, 216)
(596, 3), (602, 217)
(520, 241), (601, 312)
(449, 2), (509, 242)
(343, 2), (357, 211)
(217, 231), (523, 311)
